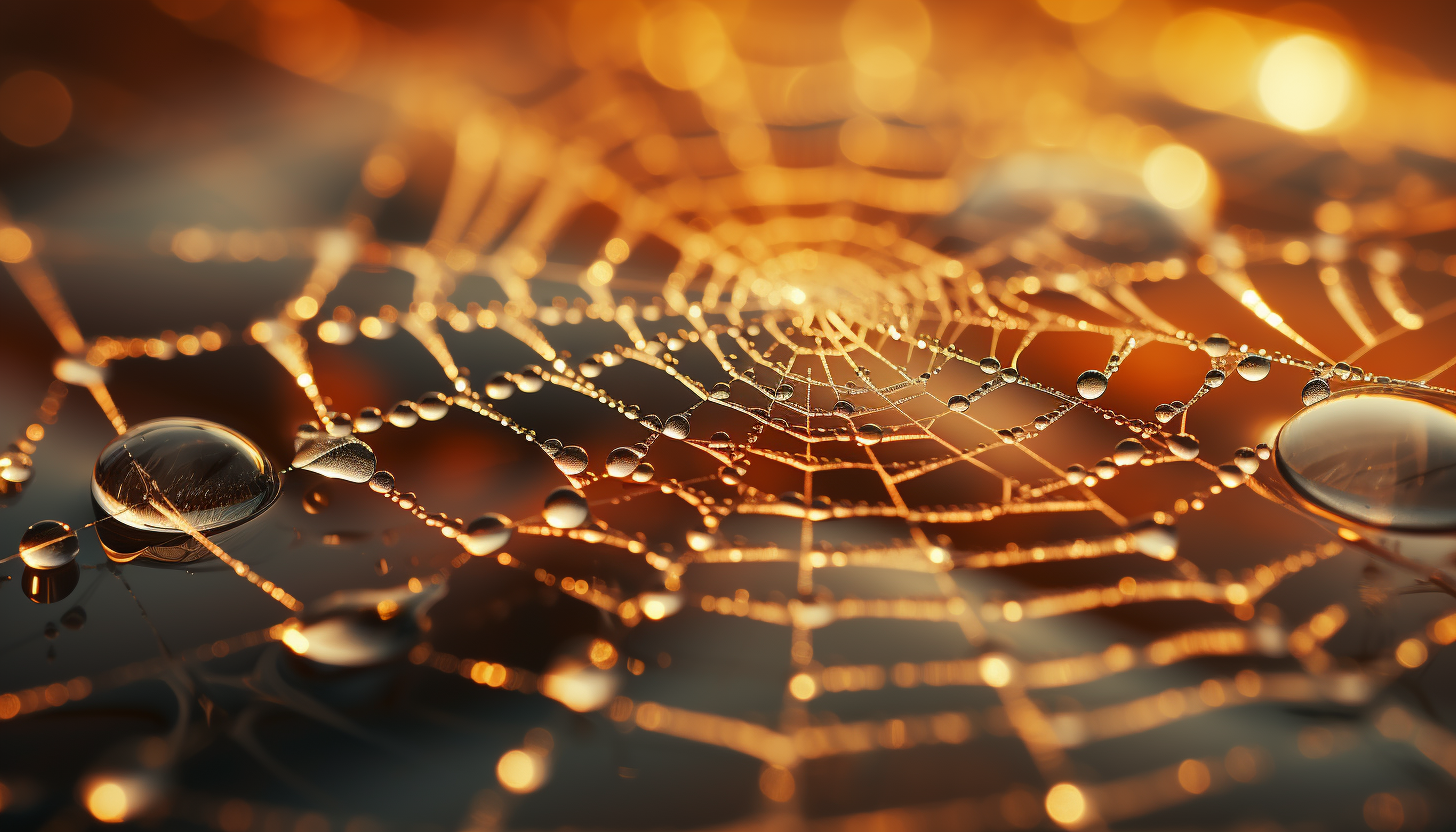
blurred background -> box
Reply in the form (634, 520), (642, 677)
(2, 1), (1456, 831)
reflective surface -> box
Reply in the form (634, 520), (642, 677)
(1277, 389), (1456, 531)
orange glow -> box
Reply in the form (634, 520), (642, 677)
(0, 71), (71, 147)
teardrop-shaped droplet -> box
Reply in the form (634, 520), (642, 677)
(1234, 447), (1260, 475)
(368, 470), (395, 493)
(855, 424), (884, 446)
(1276, 390), (1456, 530)
(1216, 464), (1248, 488)
(416, 393), (450, 421)
(553, 446), (589, 475)
(663, 414), (691, 439)
(979, 357), (1000, 375)
(462, 513), (511, 555)
(1203, 334), (1231, 357)
(1153, 404), (1177, 423)
(386, 401), (419, 428)
(93, 418), (281, 533)
(605, 447), (639, 478)
(1204, 369), (1226, 388)
(354, 407), (384, 433)
(1076, 370), (1109, 400)
(293, 433), (377, 483)
(948, 395), (970, 412)
(486, 374), (516, 400)
(543, 487), (589, 529)
(1113, 438), (1145, 466)
(1236, 355), (1271, 381)
(18, 520), (79, 569)
(1167, 433), (1200, 460)
(1301, 377), (1332, 406)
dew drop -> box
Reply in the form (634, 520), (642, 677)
(286, 583), (442, 667)
(1215, 464), (1247, 488)
(855, 424), (884, 446)
(540, 438), (562, 457)
(1167, 433), (1200, 460)
(1112, 438), (1145, 466)
(605, 447), (639, 478)
(663, 414), (691, 439)
(1301, 377), (1331, 406)
(0, 450), (33, 483)
(1255, 443), (1271, 460)
(1236, 355), (1271, 381)
(1203, 334), (1231, 357)
(773, 384), (794, 402)
(1234, 447), (1260, 475)
(354, 407), (384, 433)
(543, 487), (589, 529)
(710, 382), (731, 400)
(947, 395), (970, 412)
(1276, 390), (1456, 530)
(631, 462), (654, 482)
(553, 446), (589, 475)
(516, 369), (545, 393)
(387, 401), (419, 428)
(999, 367), (1020, 383)
(18, 520), (79, 569)
(1064, 464), (1086, 485)
(1076, 370), (1109, 400)
(1093, 458), (1118, 479)
(1204, 369), (1226, 388)
(416, 393), (450, 421)
(979, 357), (1000, 374)
(293, 433), (377, 483)
(486, 374), (516, 400)
(368, 470), (395, 493)
(640, 414), (663, 432)
(326, 413), (353, 437)
(1153, 404), (1177, 424)
(462, 513), (511, 555)
(833, 400), (855, 415)
(93, 418), (282, 533)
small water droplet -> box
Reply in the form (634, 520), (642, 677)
(1153, 404), (1177, 423)
(1255, 442), (1271, 460)
(1203, 334), (1231, 357)
(1113, 438), (1145, 466)
(1076, 370), (1109, 400)
(93, 418), (281, 533)
(553, 446), (589, 475)
(833, 400), (855, 415)
(855, 424), (884, 445)
(947, 395), (970, 412)
(540, 438), (563, 457)
(386, 401), (419, 428)
(293, 433), (377, 483)
(416, 393), (450, 421)
(773, 384), (794, 402)
(1234, 447), (1260, 475)
(325, 413), (352, 437)
(663, 414), (691, 439)
(462, 513), (511, 555)
(543, 487), (589, 529)
(1276, 390), (1456, 530)
(979, 357), (1000, 374)
(1215, 464), (1247, 488)
(0, 450), (33, 483)
(605, 447), (639, 478)
(354, 407), (384, 433)
(19, 520), (79, 569)
(999, 367), (1020, 383)
(1204, 369), (1226, 388)
(632, 462), (654, 482)
(710, 382), (731, 400)
(486, 374), (516, 400)
(1301, 377), (1331, 406)
(640, 414), (663, 432)
(1236, 355), (1271, 381)
(368, 470), (395, 493)
(1094, 458), (1117, 479)
(1167, 434), (1200, 460)
(1064, 464), (1086, 485)
(516, 369), (545, 393)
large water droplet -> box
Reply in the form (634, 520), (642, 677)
(1112, 438), (1145, 466)
(978, 357), (1000, 375)
(293, 431), (377, 483)
(1236, 355), (1271, 381)
(663, 414), (691, 439)
(1277, 390), (1456, 530)
(855, 424), (883, 446)
(947, 395), (969, 412)
(1203, 334), (1231, 357)
(18, 520), (79, 569)
(605, 447), (639, 478)
(462, 513), (511, 555)
(93, 418), (281, 534)
(1167, 433), (1200, 460)
(553, 446), (589, 475)
(1076, 370), (1109, 400)
(543, 487), (589, 529)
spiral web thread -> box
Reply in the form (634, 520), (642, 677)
(5, 3), (1456, 829)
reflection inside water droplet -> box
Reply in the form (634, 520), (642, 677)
(93, 418), (281, 534)
(1277, 389), (1456, 531)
